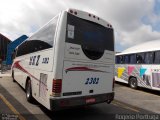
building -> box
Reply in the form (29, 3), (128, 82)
(6, 35), (28, 65)
(0, 33), (11, 61)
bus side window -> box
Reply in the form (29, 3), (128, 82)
(16, 41), (27, 57)
(136, 53), (145, 64)
(144, 52), (154, 64)
(116, 56), (120, 64)
(154, 51), (160, 64)
(130, 54), (136, 64)
(119, 56), (124, 64)
(29, 15), (59, 48)
(124, 55), (130, 64)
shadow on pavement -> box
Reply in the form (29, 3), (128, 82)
(39, 105), (115, 120)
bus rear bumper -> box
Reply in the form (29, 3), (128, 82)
(50, 92), (114, 111)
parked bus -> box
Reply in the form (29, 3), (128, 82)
(115, 40), (160, 90)
(11, 9), (115, 110)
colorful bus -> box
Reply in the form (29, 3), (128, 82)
(12, 9), (115, 110)
(115, 40), (160, 90)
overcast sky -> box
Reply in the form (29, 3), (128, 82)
(1, 0), (160, 51)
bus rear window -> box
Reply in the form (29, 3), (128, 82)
(66, 13), (114, 51)
(66, 13), (114, 60)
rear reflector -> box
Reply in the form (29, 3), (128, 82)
(86, 98), (96, 104)
(52, 79), (62, 97)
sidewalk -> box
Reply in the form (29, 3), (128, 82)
(0, 70), (11, 77)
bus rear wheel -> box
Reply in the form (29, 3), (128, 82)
(26, 80), (33, 103)
(129, 77), (137, 89)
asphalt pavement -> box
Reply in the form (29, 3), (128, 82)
(0, 74), (155, 120)
(115, 82), (160, 113)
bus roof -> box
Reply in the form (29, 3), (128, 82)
(66, 8), (112, 29)
(116, 39), (160, 55)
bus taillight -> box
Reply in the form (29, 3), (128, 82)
(52, 79), (62, 97)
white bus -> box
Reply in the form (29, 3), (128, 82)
(12, 9), (115, 110)
(115, 40), (160, 90)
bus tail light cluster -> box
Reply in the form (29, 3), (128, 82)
(52, 79), (62, 97)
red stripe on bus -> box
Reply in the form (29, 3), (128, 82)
(13, 61), (47, 87)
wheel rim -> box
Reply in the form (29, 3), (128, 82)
(131, 80), (136, 88)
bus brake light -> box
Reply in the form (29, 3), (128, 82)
(52, 79), (62, 97)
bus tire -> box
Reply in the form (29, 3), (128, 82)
(26, 80), (33, 103)
(12, 71), (16, 82)
(129, 77), (137, 89)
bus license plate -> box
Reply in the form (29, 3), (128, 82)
(86, 98), (96, 104)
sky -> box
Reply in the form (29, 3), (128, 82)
(0, 0), (160, 52)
